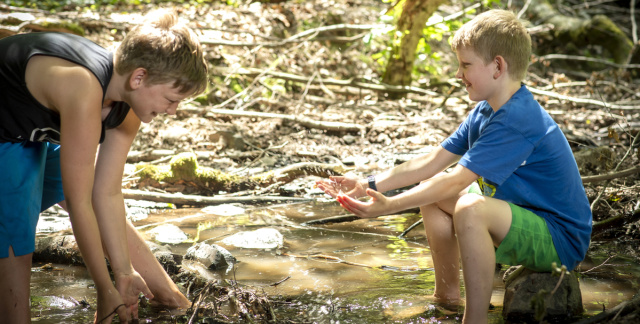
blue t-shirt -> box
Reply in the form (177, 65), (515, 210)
(441, 85), (592, 271)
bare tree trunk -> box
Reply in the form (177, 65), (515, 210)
(382, 0), (449, 98)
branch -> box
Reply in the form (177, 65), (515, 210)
(200, 23), (390, 47)
(581, 165), (640, 183)
(122, 189), (312, 206)
(536, 54), (640, 69)
(206, 107), (365, 133)
(592, 208), (640, 236)
(528, 86), (640, 110)
(216, 67), (439, 97)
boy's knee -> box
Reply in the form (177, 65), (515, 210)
(453, 193), (488, 225)
(455, 193), (485, 213)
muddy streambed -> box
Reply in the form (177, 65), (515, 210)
(31, 199), (640, 323)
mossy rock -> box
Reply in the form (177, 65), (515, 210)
(135, 152), (251, 193)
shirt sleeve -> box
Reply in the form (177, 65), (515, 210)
(458, 121), (534, 186)
(441, 118), (471, 156)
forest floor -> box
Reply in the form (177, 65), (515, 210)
(3, 0), (640, 322)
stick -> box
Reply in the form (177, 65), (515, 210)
(581, 165), (640, 183)
(206, 107), (365, 133)
(215, 67), (439, 97)
(122, 189), (312, 206)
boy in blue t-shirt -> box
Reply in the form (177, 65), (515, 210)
(316, 9), (591, 324)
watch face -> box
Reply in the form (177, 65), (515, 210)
(367, 176), (377, 191)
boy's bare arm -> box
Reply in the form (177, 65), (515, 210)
(338, 164), (478, 218)
(93, 109), (153, 310)
(374, 146), (461, 192)
(54, 68), (130, 322)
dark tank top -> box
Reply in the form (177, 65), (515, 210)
(0, 32), (130, 144)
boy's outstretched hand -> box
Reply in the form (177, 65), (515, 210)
(336, 188), (396, 219)
(315, 175), (367, 199)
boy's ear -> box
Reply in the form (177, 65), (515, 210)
(493, 55), (507, 79)
(129, 68), (147, 89)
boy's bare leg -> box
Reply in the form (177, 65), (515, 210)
(125, 220), (190, 308)
(420, 199), (461, 304)
(453, 194), (511, 324)
(0, 247), (32, 324)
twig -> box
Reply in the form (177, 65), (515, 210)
(590, 133), (640, 210)
(528, 86), (640, 110)
(631, 0), (638, 45)
(269, 276), (291, 287)
(581, 254), (617, 274)
(398, 219), (424, 239)
(535, 54), (640, 70)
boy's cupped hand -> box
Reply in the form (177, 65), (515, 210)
(315, 175), (367, 199)
(336, 188), (393, 218)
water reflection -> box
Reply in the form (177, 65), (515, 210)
(32, 200), (640, 323)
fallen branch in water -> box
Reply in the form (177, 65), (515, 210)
(282, 252), (431, 271)
(122, 189), (312, 206)
(301, 215), (361, 226)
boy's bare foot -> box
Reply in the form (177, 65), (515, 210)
(150, 288), (190, 309)
(431, 293), (463, 312)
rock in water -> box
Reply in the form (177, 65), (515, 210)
(503, 266), (583, 322)
(185, 242), (237, 274)
(221, 227), (284, 249)
(147, 224), (188, 244)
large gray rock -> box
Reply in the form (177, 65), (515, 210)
(184, 243), (236, 274)
(503, 266), (583, 322)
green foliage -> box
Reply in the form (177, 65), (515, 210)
(364, 0), (480, 83)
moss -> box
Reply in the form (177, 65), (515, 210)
(136, 152), (247, 192)
(39, 20), (85, 36)
(169, 152), (199, 181)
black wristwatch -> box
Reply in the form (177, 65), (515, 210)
(367, 175), (377, 191)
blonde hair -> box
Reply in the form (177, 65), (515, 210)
(451, 9), (531, 81)
(115, 9), (208, 96)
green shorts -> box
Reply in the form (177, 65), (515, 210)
(469, 183), (561, 272)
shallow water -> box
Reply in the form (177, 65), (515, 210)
(31, 200), (639, 323)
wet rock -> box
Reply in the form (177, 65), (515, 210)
(503, 266), (583, 322)
(221, 227), (284, 249)
(184, 243), (236, 274)
(147, 242), (182, 275)
(33, 235), (84, 265)
(147, 224), (189, 244)
(202, 204), (245, 216)
(31, 296), (78, 309)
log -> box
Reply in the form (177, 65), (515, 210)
(134, 152), (350, 194)
(526, 0), (633, 66)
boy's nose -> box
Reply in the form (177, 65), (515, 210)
(455, 68), (462, 79)
(167, 104), (179, 115)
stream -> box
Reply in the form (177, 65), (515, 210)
(31, 199), (640, 323)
